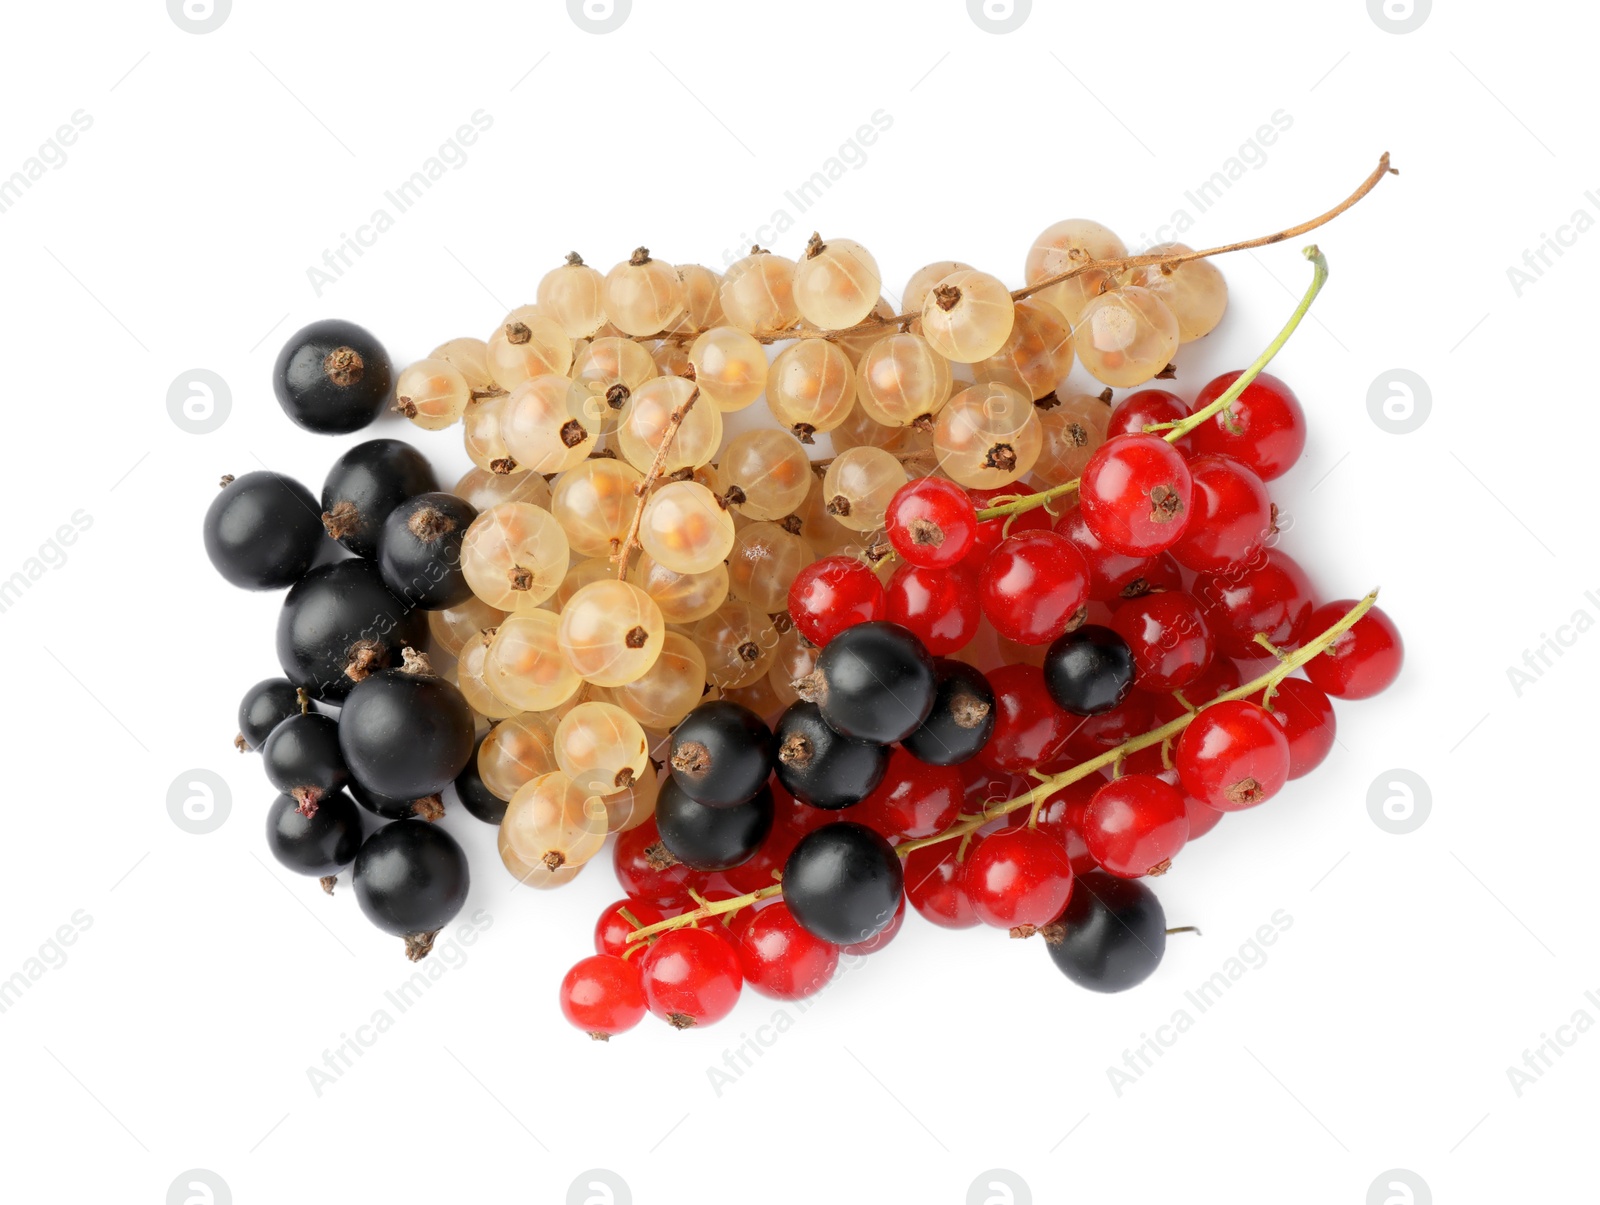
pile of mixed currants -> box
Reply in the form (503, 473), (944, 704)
(204, 214), (1401, 1036)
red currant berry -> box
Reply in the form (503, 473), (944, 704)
(961, 763), (1030, 815)
(1168, 454), (1274, 573)
(963, 826), (1075, 931)
(1248, 677), (1336, 779)
(787, 555), (885, 647)
(560, 954), (647, 1040)
(904, 843), (980, 928)
(1079, 433), (1193, 556)
(639, 926), (743, 1029)
(1110, 591), (1214, 692)
(844, 746), (963, 841)
(1063, 691), (1156, 761)
(1107, 388), (1190, 441)
(1184, 795), (1225, 839)
(594, 898), (667, 957)
(1056, 502), (1175, 603)
(1175, 700), (1290, 811)
(1300, 601), (1403, 700)
(735, 901), (840, 1000)
(1003, 771), (1105, 876)
(885, 477), (977, 568)
(719, 814), (801, 895)
(965, 485), (1053, 567)
(886, 561), (981, 655)
(612, 816), (705, 908)
(1083, 774), (1189, 877)
(979, 664), (1072, 773)
(1193, 548), (1317, 660)
(840, 893), (905, 955)
(1189, 370), (1305, 481)
(980, 531), (1091, 646)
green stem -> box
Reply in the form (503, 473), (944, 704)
(623, 882), (783, 943)
(974, 245), (1329, 524)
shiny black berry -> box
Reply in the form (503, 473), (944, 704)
(203, 471), (325, 590)
(275, 559), (427, 702)
(352, 820), (470, 956)
(265, 789), (362, 877)
(274, 319), (393, 435)
(655, 777), (773, 871)
(1043, 625), (1136, 716)
(262, 711), (348, 814)
(782, 821), (903, 946)
(378, 492), (477, 610)
(1044, 871), (1166, 993)
(801, 621), (935, 744)
(237, 677), (300, 751)
(452, 735), (508, 825)
(773, 701), (888, 810)
(901, 659), (996, 766)
(668, 700), (775, 809)
(320, 439), (438, 559)
(339, 650), (474, 800)
(347, 777), (441, 822)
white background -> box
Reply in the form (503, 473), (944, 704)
(0, 1), (1588, 1202)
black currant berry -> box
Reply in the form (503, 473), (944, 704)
(352, 820), (470, 958)
(320, 439), (438, 559)
(452, 735), (508, 825)
(901, 659), (996, 766)
(273, 318), (393, 435)
(275, 558), (427, 702)
(1044, 871), (1167, 993)
(668, 700), (775, 809)
(773, 701), (889, 810)
(236, 677), (301, 752)
(203, 471), (325, 590)
(378, 492), (478, 610)
(265, 789), (363, 877)
(1043, 625), (1136, 716)
(339, 649), (474, 800)
(782, 821), (904, 946)
(347, 777), (443, 822)
(262, 711), (348, 815)
(798, 621), (936, 744)
(655, 777), (773, 871)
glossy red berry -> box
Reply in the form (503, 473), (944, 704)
(1300, 601), (1403, 700)
(639, 926), (743, 1029)
(1110, 591), (1214, 692)
(886, 561), (981, 655)
(1189, 370), (1305, 481)
(1107, 388), (1190, 441)
(594, 898), (667, 957)
(963, 826), (1075, 930)
(903, 843), (980, 928)
(1055, 503), (1179, 603)
(1175, 700), (1290, 811)
(1062, 691), (1156, 761)
(1078, 433), (1193, 556)
(1248, 677), (1336, 779)
(1003, 771), (1105, 876)
(885, 477), (977, 568)
(560, 954), (647, 1040)
(1083, 774), (1189, 877)
(979, 664), (1072, 773)
(1193, 548), (1316, 660)
(844, 746), (963, 841)
(787, 555), (885, 647)
(980, 531), (1091, 646)
(965, 485), (1053, 567)
(1169, 454), (1274, 573)
(734, 901), (840, 1000)
(612, 817), (705, 908)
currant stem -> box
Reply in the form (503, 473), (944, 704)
(894, 591), (1378, 858)
(612, 388), (700, 579)
(974, 244), (1330, 524)
(622, 882), (783, 943)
